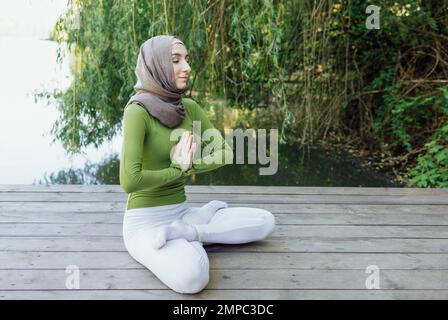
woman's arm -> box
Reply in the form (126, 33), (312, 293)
(119, 104), (186, 193)
(185, 101), (234, 175)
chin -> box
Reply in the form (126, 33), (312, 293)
(176, 82), (188, 90)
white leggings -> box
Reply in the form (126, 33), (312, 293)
(122, 200), (276, 294)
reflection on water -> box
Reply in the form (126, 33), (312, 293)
(35, 153), (120, 185)
(34, 144), (402, 187)
(188, 144), (402, 187)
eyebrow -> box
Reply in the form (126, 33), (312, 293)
(172, 53), (189, 58)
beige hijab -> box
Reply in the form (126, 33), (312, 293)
(126, 35), (188, 128)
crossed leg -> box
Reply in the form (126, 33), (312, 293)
(181, 205), (276, 246)
(124, 231), (210, 294)
(123, 204), (276, 294)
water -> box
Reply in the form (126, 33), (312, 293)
(187, 144), (402, 187)
(34, 144), (402, 187)
(0, 36), (122, 185)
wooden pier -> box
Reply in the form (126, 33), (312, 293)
(0, 185), (447, 299)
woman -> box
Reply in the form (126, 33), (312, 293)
(120, 35), (276, 294)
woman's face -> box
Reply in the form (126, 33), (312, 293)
(171, 42), (191, 90)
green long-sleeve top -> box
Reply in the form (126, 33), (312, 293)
(119, 97), (234, 210)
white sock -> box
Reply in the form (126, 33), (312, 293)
(151, 219), (198, 249)
(183, 200), (228, 225)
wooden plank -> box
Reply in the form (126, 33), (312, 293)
(1, 202), (448, 215)
(269, 225), (448, 238)
(0, 269), (447, 290)
(0, 212), (125, 223)
(0, 237), (447, 253)
(1, 289), (448, 300)
(1, 251), (447, 270)
(1, 201), (447, 215)
(1, 192), (448, 204)
(0, 201), (126, 213)
(1, 223), (448, 238)
(1, 184), (447, 196)
(273, 212), (448, 226)
(1, 209), (447, 226)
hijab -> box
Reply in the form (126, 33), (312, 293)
(125, 35), (188, 128)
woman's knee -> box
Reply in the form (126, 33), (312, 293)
(259, 209), (276, 238)
(170, 254), (210, 294)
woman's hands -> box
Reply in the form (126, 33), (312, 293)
(171, 131), (197, 172)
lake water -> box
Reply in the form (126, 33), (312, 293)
(0, 37), (402, 187)
(0, 36), (122, 184)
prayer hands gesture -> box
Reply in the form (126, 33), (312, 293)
(171, 131), (197, 172)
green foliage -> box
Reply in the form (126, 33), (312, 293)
(373, 86), (446, 153)
(329, 0), (448, 187)
(408, 122), (448, 187)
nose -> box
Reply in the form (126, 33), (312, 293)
(183, 64), (191, 73)
(180, 60), (191, 73)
